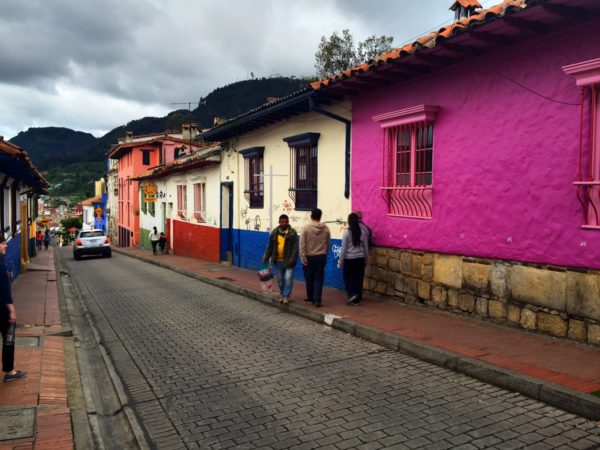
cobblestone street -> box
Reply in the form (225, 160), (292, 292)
(62, 250), (600, 450)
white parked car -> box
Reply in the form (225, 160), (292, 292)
(73, 229), (111, 260)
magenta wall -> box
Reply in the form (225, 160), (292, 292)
(352, 21), (600, 270)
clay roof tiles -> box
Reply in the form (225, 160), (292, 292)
(310, 0), (536, 91)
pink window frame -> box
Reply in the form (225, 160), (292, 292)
(563, 58), (600, 229)
(177, 185), (187, 218)
(373, 105), (438, 219)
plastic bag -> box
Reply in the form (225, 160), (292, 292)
(257, 263), (274, 292)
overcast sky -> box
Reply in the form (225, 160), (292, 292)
(0, 0), (491, 140)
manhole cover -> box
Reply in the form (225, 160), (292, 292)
(16, 336), (40, 348)
(0, 408), (36, 441)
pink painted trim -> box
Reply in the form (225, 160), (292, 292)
(562, 58), (600, 87)
(373, 105), (439, 128)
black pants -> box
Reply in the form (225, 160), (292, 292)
(1, 317), (15, 373)
(303, 255), (327, 304)
(151, 240), (158, 254)
(343, 257), (366, 301)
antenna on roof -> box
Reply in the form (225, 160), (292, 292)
(170, 102), (194, 111)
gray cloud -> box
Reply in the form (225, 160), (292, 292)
(0, 0), (461, 138)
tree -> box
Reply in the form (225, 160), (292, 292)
(315, 29), (394, 78)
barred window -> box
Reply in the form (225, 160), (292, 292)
(241, 147), (264, 208)
(374, 105), (438, 219)
(284, 133), (320, 211)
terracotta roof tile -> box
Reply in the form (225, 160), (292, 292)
(450, 0), (482, 8)
(310, 0), (543, 91)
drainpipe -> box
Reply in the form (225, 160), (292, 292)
(308, 96), (351, 199)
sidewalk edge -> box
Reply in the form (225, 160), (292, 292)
(115, 248), (600, 421)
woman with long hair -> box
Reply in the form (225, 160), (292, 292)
(338, 212), (370, 305)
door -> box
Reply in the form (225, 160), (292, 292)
(220, 182), (233, 263)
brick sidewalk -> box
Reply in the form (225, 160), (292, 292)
(115, 246), (600, 417)
(0, 246), (73, 450)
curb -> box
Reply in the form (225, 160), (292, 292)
(115, 248), (600, 421)
(56, 250), (151, 449)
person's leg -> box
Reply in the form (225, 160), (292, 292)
(281, 267), (294, 303)
(356, 258), (366, 301)
(1, 320), (15, 374)
(273, 261), (285, 297)
(151, 241), (157, 254)
(303, 258), (314, 302)
(345, 258), (362, 303)
(311, 255), (326, 305)
(342, 259), (353, 300)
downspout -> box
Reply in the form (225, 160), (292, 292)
(308, 96), (351, 199)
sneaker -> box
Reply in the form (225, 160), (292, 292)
(346, 295), (358, 304)
(303, 298), (313, 303)
(4, 370), (27, 382)
(282, 297), (289, 304)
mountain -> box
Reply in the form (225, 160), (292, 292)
(10, 77), (309, 200)
(10, 127), (97, 171)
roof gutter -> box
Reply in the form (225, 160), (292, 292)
(308, 96), (351, 199)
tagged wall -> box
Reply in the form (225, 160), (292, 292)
(232, 229), (344, 289)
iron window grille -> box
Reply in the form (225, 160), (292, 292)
(241, 147), (264, 209)
(193, 182), (206, 222)
(284, 133), (320, 211)
(374, 105), (438, 219)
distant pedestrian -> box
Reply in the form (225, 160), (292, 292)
(35, 231), (43, 251)
(0, 235), (27, 382)
(300, 208), (330, 307)
(338, 213), (369, 305)
(43, 230), (50, 250)
(262, 214), (298, 304)
(159, 232), (167, 255)
(149, 227), (160, 255)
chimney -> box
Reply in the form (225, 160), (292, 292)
(190, 123), (199, 140)
(182, 123), (191, 141)
(125, 131), (134, 143)
(449, 0), (481, 21)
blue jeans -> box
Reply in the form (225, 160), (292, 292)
(273, 261), (294, 297)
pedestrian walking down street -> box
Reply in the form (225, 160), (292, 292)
(43, 230), (50, 250)
(159, 232), (167, 255)
(338, 213), (370, 305)
(300, 208), (330, 307)
(35, 230), (43, 252)
(0, 236), (27, 382)
(262, 214), (298, 304)
(149, 227), (160, 255)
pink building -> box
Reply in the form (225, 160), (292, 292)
(312, 0), (600, 344)
(108, 127), (202, 247)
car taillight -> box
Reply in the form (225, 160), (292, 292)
(104, 237), (110, 244)
(76, 239), (82, 246)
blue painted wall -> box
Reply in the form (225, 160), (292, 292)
(232, 228), (344, 290)
(5, 235), (21, 280)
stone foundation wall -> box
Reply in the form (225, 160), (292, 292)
(365, 247), (600, 346)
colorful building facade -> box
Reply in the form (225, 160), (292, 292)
(134, 144), (222, 261)
(0, 137), (48, 279)
(199, 91), (352, 289)
(108, 129), (203, 247)
(311, 0), (600, 343)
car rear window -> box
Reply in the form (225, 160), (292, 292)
(80, 231), (104, 238)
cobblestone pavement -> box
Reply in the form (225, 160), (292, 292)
(62, 250), (600, 450)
